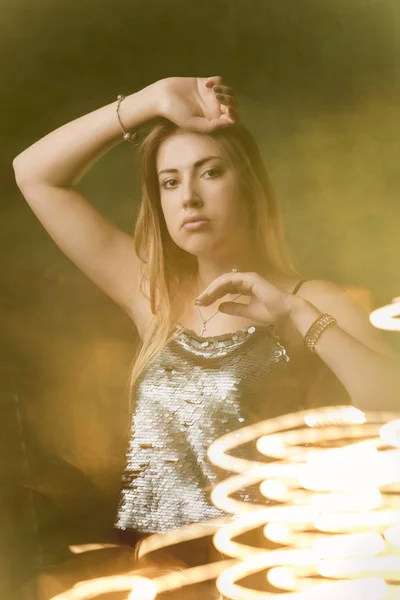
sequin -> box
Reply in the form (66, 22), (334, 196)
(114, 323), (311, 534)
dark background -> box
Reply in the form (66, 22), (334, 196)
(1, 1), (400, 598)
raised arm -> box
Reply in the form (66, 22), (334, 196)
(12, 76), (237, 323)
(12, 82), (163, 321)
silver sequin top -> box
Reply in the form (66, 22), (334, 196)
(114, 323), (349, 534)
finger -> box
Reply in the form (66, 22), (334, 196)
(196, 275), (254, 305)
(210, 113), (237, 130)
(196, 276), (235, 303)
(217, 113), (237, 127)
(209, 110), (239, 130)
(205, 76), (223, 88)
(228, 106), (240, 122)
(212, 85), (236, 98)
(218, 301), (251, 317)
(219, 103), (239, 122)
(215, 93), (239, 109)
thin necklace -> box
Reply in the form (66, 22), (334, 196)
(195, 268), (242, 336)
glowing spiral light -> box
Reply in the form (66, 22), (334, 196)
(49, 405), (400, 600)
(46, 300), (400, 599)
(207, 406), (400, 600)
(50, 575), (157, 600)
(370, 297), (400, 331)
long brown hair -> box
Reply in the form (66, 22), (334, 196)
(127, 118), (299, 414)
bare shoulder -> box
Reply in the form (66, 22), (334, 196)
(294, 279), (350, 303)
(294, 279), (373, 315)
(294, 279), (395, 358)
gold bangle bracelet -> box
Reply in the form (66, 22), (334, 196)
(116, 94), (139, 145)
(304, 313), (337, 352)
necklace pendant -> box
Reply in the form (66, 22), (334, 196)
(200, 321), (206, 336)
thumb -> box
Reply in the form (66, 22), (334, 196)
(184, 114), (234, 133)
(218, 301), (249, 317)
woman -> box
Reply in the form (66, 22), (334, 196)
(13, 76), (398, 591)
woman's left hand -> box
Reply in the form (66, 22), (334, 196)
(195, 271), (299, 326)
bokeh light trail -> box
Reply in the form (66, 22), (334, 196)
(49, 403), (399, 600)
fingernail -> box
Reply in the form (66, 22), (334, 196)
(213, 86), (222, 93)
(216, 94), (225, 101)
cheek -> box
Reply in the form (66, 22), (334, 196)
(160, 196), (174, 221)
(161, 199), (181, 239)
(222, 184), (247, 223)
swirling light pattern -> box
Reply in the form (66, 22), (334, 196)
(49, 404), (400, 600)
(51, 574), (157, 600)
(370, 297), (400, 331)
(209, 406), (400, 600)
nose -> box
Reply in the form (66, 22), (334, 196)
(183, 197), (203, 209)
(182, 177), (203, 209)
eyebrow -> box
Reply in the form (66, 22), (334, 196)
(158, 155), (223, 177)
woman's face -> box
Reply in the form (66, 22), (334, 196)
(156, 130), (252, 262)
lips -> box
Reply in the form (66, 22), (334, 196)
(182, 219), (210, 231)
(182, 216), (209, 227)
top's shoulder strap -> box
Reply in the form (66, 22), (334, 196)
(291, 279), (308, 295)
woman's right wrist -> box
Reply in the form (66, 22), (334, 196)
(13, 80), (166, 188)
(118, 81), (164, 134)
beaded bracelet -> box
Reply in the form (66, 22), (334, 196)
(116, 94), (139, 145)
(304, 313), (337, 352)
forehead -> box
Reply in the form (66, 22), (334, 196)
(156, 131), (222, 169)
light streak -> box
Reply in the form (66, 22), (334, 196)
(380, 419), (400, 448)
(370, 297), (400, 331)
(208, 406), (400, 599)
(50, 575), (157, 600)
(50, 405), (400, 600)
(135, 518), (230, 559)
(68, 544), (120, 554)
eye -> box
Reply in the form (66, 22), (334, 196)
(162, 178), (178, 190)
(162, 168), (221, 190)
(204, 168), (221, 178)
